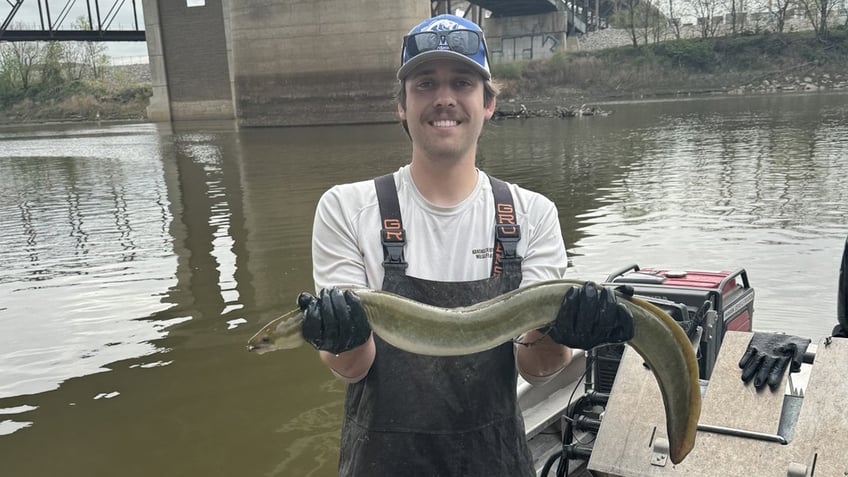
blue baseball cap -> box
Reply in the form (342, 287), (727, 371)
(397, 14), (491, 81)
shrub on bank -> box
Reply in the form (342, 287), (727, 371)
(495, 29), (848, 100)
(0, 78), (151, 123)
(0, 52), (152, 124)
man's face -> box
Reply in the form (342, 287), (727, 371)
(398, 59), (495, 162)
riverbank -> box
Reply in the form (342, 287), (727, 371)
(0, 86), (151, 124)
(0, 64), (151, 125)
(1, 27), (845, 124)
(494, 27), (848, 111)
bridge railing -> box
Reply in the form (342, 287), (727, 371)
(1, 0), (145, 42)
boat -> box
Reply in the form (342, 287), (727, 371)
(520, 263), (843, 477)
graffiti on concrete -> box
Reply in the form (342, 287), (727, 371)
(488, 32), (563, 63)
(542, 34), (560, 52)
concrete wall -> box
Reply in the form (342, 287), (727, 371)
(221, 0), (237, 118)
(230, 0), (428, 127)
(143, 0), (170, 122)
(484, 12), (567, 64)
(143, 1), (565, 126)
(144, 0), (234, 121)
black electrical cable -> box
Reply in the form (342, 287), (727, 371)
(540, 452), (561, 477)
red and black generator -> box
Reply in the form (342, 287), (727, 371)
(594, 264), (755, 389)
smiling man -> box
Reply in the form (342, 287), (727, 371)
(297, 14), (633, 476)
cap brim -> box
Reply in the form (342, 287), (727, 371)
(397, 50), (491, 81)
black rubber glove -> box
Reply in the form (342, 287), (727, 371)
(548, 282), (635, 349)
(298, 288), (371, 355)
(738, 332), (811, 390)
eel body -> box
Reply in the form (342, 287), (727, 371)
(247, 279), (701, 464)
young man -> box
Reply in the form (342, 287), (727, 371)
(298, 14), (633, 476)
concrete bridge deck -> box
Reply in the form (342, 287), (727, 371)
(473, 0), (559, 17)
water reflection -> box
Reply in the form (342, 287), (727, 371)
(0, 94), (846, 476)
(0, 126), (182, 404)
(530, 94), (848, 337)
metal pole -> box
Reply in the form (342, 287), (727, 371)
(54, 0), (76, 29)
(698, 424), (788, 444)
(103, 0), (126, 30)
(94, 0), (102, 30)
(595, 0), (600, 30)
(1, 0), (25, 32)
(44, 0), (54, 31)
(86, 0), (94, 30)
(584, 348), (595, 393)
(37, 0), (46, 30)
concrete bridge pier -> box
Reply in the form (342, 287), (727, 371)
(141, 1), (569, 126)
(143, 0), (429, 126)
(143, 0), (235, 122)
(231, 0), (428, 127)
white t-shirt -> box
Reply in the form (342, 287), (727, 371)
(312, 165), (568, 291)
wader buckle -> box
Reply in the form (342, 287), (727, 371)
(381, 224), (408, 270)
(496, 223), (521, 259)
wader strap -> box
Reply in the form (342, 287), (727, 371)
(489, 176), (521, 276)
(374, 174), (408, 271)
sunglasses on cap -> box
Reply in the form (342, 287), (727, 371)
(402, 29), (485, 59)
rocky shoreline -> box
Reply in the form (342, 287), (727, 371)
(493, 102), (613, 119)
(730, 72), (848, 94)
(493, 70), (848, 120)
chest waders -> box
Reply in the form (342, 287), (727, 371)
(337, 174), (535, 477)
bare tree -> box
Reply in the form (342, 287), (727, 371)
(798, 0), (838, 38)
(0, 41), (43, 91)
(653, 1), (667, 42)
(729, 0), (744, 33)
(639, 0), (667, 43)
(73, 16), (109, 79)
(40, 41), (65, 90)
(625, 0), (641, 46)
(691, 0), (726, 37)
(668, 0), (683, 39)
(0, 44), (15, 93)
(615, 0), (669, 46)
(62, 42), (86, 81)
(768, 0), (795, 32)
(58, 17), (95, 81)
(607, 0), (642, 45)
(642, 0), (653, 43)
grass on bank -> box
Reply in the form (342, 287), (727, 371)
(0, 70), (151, 124)
(494, 27), (848, 100)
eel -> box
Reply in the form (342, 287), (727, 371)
(247, 279), (701, 464)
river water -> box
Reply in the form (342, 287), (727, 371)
(1, 93), (846, 476)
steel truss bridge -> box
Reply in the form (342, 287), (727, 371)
(1, 0), (144, 41)
(3, 0), (586, 43)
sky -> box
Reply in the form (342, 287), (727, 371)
(3, 0), (149, 58)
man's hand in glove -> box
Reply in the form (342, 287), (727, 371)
(548, 282), (635, 350)
(299, 288), (371, 355)
(738, 332), (811, 390)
